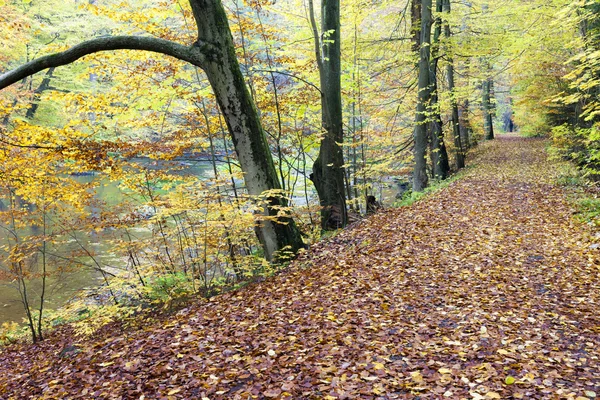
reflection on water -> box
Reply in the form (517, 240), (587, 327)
(0, 158), (404, 325)
(0, 268), (100, 325)
(0, 159), (215, 324)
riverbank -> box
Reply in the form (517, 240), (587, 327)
(1, 136), (599, 399)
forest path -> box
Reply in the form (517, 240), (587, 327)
(2, 136), (600, 399)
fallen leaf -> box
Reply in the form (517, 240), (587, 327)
(264, 388), (282, 397)
(411, 371), (424, 384)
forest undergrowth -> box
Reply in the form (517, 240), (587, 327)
(1, 136), (599, 399)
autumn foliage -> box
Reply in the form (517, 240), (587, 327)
(1, 137), (599, 399)
(1, 0), (600, 397)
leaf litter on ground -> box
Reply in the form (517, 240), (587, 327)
(1, 136), (599, 399)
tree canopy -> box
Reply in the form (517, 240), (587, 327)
(0, 0), (599, 350)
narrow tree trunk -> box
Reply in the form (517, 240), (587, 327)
(351, 22), (360, 211)
(429, 0), (450, 180)
(442, 0), (465, 169)
(411, 0), (422, 53)
(190, 0), (303, 260)
(19, 276), (38, 343)
(428, 113), (449, 179)
(308, 0), (347, 230)
(37, 205), (47, 342)
(482, 76), (495, 140)
(413, 0), (433, 192)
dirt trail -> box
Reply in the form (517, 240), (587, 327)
(1, 136), (599, 399)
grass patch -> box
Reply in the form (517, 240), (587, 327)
(575, 196), (600, 226)
(554, 162), (600, 228)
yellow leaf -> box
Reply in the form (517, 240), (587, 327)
(373, 362), (385, 370)
(167, 388), (182, 395)
(486, 392), (501, 399)
(373, 386), (385, 395)
(98, 361), (114, 367)
(524, 372), (535, 381)
(505, 376), (516, 385)
(438, 367), (452, 374)
(410, 371), (424, 383)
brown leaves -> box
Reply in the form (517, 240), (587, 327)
(1, 138), (600, 398)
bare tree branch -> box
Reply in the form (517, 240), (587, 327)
(250, 68), (322, 94)
(0, 35), (210, 90)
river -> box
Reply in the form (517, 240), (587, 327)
(0, 158), (401, 325)
(0, 159), (216, 325)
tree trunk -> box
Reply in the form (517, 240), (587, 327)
(413, 0), (432, 192)
(442, 0), (465, 170)
(459, 100), (472, 149)
(411, 0), (422, 53)
(308, 0), (347, 230)
(190, 0), (304, 260)
(429, 0), (450, 180)
(0, 0), (306, 261)
(482, 76), (495, 140)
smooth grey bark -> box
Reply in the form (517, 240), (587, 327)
(413, 0), (433, 192)
(459, 99), (472, 149)
(307, 0), (347, 230)
(482, 76), (495, 140)
(192, 0), (304, 260)
(411, 0), (422, 53)
(0, 0), (304, 261)
(429, 0), (450, 180)
(442, 0), (465, 169)
(479, 4), (494, 141)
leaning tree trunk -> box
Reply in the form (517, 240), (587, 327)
(482, 76), (495, 140)
(413, 0), (433, 192)
(442, 0), (465, 170)
(428, 0), (450, 180)
(0, 0), (305, 262)
(190, 0), (304, 259)
(308, 0), (347, 230)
